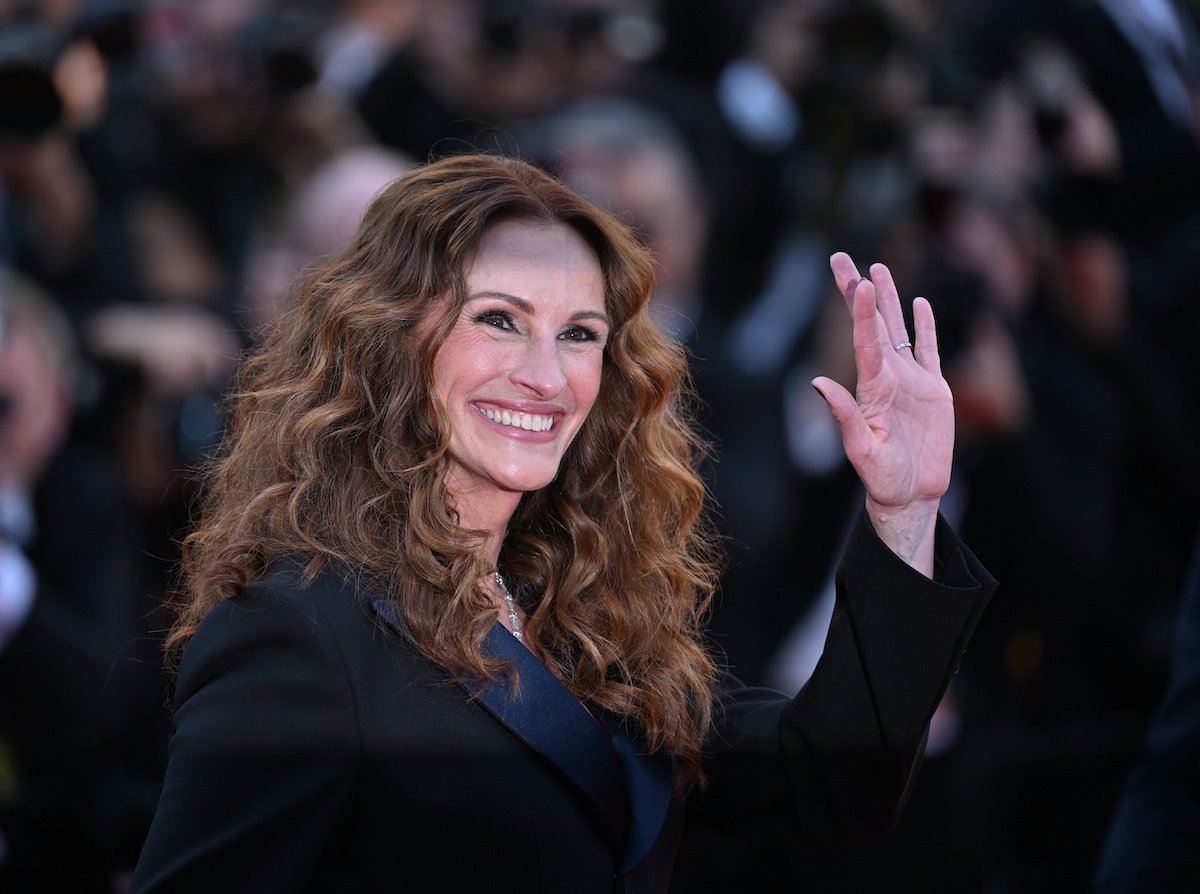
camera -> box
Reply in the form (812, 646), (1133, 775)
(0, 20), (64, 139)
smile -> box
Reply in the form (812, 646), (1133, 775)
(480, 407), (555, 432)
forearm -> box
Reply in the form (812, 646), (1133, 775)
(689, 512), (995, 843)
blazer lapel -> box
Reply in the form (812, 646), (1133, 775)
(599, 710), (675, 875)
(471, 622), (632, 855)
(369, 599), (636, 857)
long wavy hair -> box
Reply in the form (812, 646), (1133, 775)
(172, 153), (722, 784)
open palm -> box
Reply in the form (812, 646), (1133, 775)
(812, 253), (955, 568)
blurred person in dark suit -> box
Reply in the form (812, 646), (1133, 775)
(1093, 527), (1200, 892)
(0, 270), (153, 891)
(967, 0), (1200, 628)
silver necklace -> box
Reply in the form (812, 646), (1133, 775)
(494, 571), (523, 642)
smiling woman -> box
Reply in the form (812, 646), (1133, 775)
(130, 153), (995, 893)
(433, 219), (608, 535)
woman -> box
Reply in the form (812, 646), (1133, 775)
(130, 154), (994, 893)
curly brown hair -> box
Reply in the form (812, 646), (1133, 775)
(172, 153), (722, 784)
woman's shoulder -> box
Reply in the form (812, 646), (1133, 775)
(176, 557), (417, 708)
(210, 555), (381, 620)
(184, 557), (389, 672)
(250, 554), (362, 593)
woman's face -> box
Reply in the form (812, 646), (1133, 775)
(432, 218), (610, 530)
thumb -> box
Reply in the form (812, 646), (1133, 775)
(811, 376), (867, 447)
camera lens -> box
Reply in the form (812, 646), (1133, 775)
(0, 23), (64, 139)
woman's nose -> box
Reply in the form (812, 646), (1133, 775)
(509, 335), (566, 397)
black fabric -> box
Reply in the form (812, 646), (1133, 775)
(130, 511), (994, 892)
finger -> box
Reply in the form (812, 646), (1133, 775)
(912, 296), (942, 374)
(868, 262), (911, 352)
(811, 375), (869, 451)
(850, 272), (887, 382)
(829, 252), (864, 311)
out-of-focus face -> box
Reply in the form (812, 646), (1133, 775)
(0, 321), (70, 490)
(432, 218), (609, 530)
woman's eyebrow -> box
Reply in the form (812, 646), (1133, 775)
(572, 309), (612, 329)
(468, 291), (611, 329)
(467, 290), (534, 314)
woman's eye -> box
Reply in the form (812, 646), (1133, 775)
(560, 325), (602, 344)
(476, 310), (516, 331)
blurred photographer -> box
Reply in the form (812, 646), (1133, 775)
(0, 270), (150, 892)
(0, 15), (96, 296)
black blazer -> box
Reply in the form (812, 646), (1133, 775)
(130, 511), (994, 893)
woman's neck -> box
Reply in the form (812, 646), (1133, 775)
(447, 487), (519, 566)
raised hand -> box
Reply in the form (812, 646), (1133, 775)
(811, 252), (955, 575)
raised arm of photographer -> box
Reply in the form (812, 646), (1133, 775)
(812, 252), (954, 578)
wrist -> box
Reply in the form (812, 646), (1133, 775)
(864, 496), (940, 577)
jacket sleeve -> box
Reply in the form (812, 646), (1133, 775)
(686, 509), (995, 844)
(129, 574), (359, 893)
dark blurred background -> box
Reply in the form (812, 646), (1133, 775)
(1, 0), (1197, 890)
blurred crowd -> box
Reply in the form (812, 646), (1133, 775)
(0, 0), (1198, 890)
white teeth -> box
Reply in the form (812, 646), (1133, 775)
(482, 408), (553, 432)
